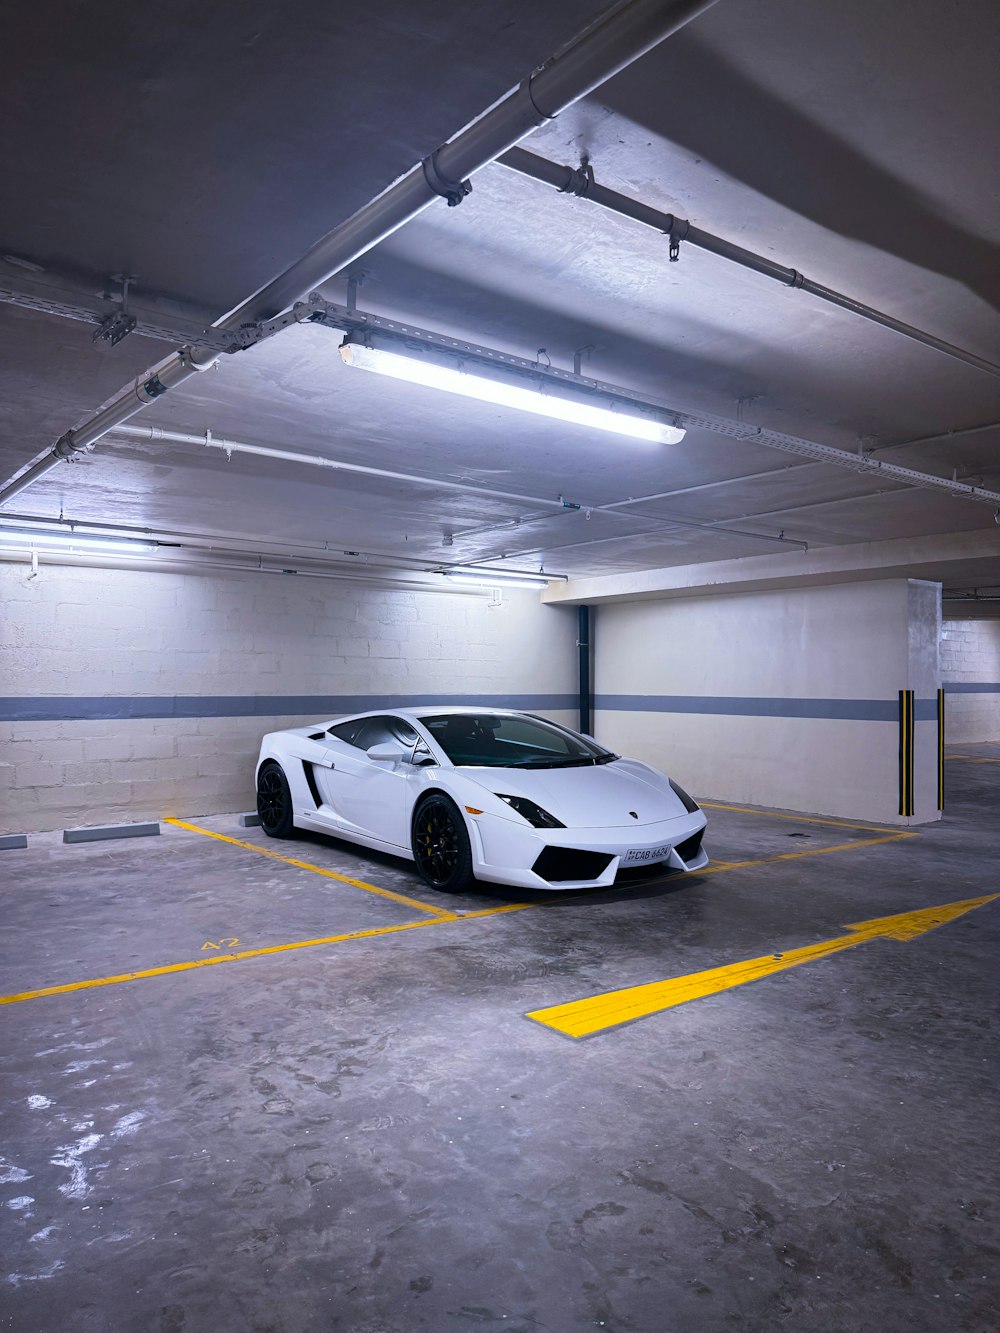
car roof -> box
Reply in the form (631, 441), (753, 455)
(324, 705), (536, 726)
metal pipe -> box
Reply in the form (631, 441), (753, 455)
(0, 0), (721, 511)
(0, 545), (491, 596)
(220, 0), (721, 327)
(0, 456), (65, 507)
(108, 424), (608, 513)
(869, 419), (1000, 453)
(0, 347), (218, 508)
(499, 146), (1000, 382)
(578, 606), (592, 736)
(109, 423), (809, 551)
(0, 508), (563, 582)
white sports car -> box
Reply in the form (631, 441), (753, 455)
(255, 708), (708, 893)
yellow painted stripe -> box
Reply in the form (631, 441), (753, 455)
(699, 802), (904, 835)
(527, 894), (1000, 1038)
(2, 798), (925, 1010)
(937, 689), (944, 810)
(164, 817), (455, 918)
(944, 756), (1000, 764)
(696, 831), (915, 876)
(0, 901), (533, 1007)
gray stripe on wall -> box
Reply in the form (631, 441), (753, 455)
(595, 694), (939, 722)
(0, 694), (580, 723)
(943, 682), (1000, 694)
(2, 692), (948, 724)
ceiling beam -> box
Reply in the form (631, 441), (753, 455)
(542, 528), (1000, 605)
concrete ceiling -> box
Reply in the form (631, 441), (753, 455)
(2, 0), (999, 605)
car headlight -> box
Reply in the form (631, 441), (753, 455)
(669, 779), (700, 813)
(496, 794), (565, 828)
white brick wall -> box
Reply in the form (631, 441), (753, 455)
(941, 619), (1000, 741)
(0, 562), (577, 832)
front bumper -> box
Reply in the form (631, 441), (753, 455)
(469, 810), (708, 891)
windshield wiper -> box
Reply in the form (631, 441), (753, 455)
(507, 756), (596, 768)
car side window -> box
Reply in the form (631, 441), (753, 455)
(327, 720), (362, 747)
(351, 715), (420, 752)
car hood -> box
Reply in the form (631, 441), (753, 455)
(465, 758), (690, 828)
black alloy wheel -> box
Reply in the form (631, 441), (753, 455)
(412, 794), (474, 893)
(257, 762), (295, 838)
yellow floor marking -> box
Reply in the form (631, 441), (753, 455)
(699, 801), (910, 836)
(164, 817), (455, 919)
(0, 902), (533, 1007)
(526, 894), (1000, 1039)
(3, 799), (925, 1010)
(696, 831), (914, 876)
(945, 755), (1000, 764)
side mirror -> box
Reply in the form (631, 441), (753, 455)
(366, 741), (409, 763)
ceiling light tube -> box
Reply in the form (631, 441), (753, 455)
(437, 566), (553, 588)
(339, 334), (685, 445)
(0, 528), (156, 555)
(442, 574), (550, 590)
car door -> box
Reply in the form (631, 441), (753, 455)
(312, 715), (418, 849)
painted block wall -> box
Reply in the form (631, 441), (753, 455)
(592, 579), (941, 825)
(0, 562), (577, 833)
(941, 619), (1000, 742)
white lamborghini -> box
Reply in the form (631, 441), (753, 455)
(255, 708), (708, 893)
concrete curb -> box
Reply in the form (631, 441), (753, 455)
(63, 822), (161, 845)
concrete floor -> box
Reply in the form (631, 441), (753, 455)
(2, 747), (999, 1332)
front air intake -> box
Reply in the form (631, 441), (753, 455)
(674, 829), (704, 865)
(532, 847), (615, 883)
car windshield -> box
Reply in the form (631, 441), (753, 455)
(418, 712), (617, 769)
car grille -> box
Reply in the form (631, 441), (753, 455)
(532, 847), (615, 883)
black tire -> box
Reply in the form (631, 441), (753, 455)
(412, 794), (474, 893)
(257, 761), (295, 839)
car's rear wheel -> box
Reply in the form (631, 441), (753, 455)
(412, 794), (474, 893)
(257, 762), (295, 838)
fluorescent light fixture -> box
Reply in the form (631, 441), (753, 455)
(0, 528), (156, 555)
(443, 574), (549, 590)
(340, 336), (685, 445)
(437, 566), (552, 589)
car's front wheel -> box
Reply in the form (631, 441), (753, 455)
(257, 761), (295, 838)
(412, 794), (474, 893)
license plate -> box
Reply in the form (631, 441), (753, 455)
(622, 843), (672, 866)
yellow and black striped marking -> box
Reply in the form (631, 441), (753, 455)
(937, 688), (945, 810)
(898, 689), (915, 817)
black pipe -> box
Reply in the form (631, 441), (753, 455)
(578, 605), (592, 736)
(499, 146), (1000, 382)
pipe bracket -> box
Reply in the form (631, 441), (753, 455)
(421, 151), (472, 207)
(668, 218), (689, 262)
(785, 269), (806, 289)
(53, 434), (79, 460)
(517, 73), (557, 128)
(560, 162), (595, 197)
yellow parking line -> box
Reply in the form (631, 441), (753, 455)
(697, 832), (914, 876)
(527, 895), (1000, 1038)
(0, 902), (533, 1007)
(2, 802), (921, 1010)
(164, 817), (455, 918)
(699, 801), (912, 836)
